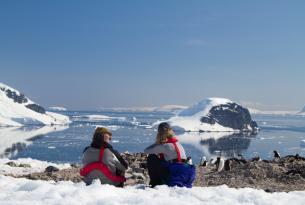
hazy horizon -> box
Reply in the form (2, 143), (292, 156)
(1, 1), (305, 110)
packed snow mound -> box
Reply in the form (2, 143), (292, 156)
(166, 98), (258, 132)
(0, 82), (70, 127)
(48, 107), (67, 111)
(0, 176), (305, 205)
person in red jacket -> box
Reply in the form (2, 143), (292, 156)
(81, 127), (128, 187)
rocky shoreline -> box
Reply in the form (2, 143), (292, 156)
(4, 153), (305, 192)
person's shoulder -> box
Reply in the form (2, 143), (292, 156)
(83, 146), (99, 154)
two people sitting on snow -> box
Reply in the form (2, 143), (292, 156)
(144, 122), (196, 188)
(80, 124), (195, 188)
(80, 127), (128, 187)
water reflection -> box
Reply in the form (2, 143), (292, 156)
(0, 126), (68, 158)
(177, 132), (257, 159)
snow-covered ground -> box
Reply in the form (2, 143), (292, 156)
(0, 83), (70, 127)
(165, 98), (237, 132)
(0, 175), (305, 205)
(0, 158), (70, 176)
(1, 150), (305, 204)
(0, 126), (68, 158)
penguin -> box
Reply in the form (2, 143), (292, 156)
(186, 157), (193, 165)
(224, 159), (231, 171)
(251, 156), (261, 162)
(215, 157), (225, 172)
(199, 156), (207, 167)
(273, 150), (281, 159)
(237, 154), (247, 164)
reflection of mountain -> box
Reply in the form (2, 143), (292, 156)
(0, 126), (68, 158)
(200, 133), (255, 157)
(177, 132), (256, 159)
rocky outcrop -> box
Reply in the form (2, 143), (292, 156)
(3, 88), (28, 104)
(195, 154), (305, 192)
(5, 153), (305, 192)
(203, 102), (259, 132)
(25, 104), (46, 114)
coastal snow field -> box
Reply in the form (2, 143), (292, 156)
(0, 175), (305, 205)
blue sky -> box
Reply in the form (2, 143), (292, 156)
(1, 1), (305, 110)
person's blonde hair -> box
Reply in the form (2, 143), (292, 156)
(156, 128), (175, 144)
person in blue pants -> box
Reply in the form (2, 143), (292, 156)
(144, 122), (195, 188)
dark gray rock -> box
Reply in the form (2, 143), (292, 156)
(45, 166), (60, 173)
(5, 89), (28, 104)
(26, 104), (46, 114)
(204, 103), (259, 133)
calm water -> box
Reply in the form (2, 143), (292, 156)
(2, 111), (305, 164)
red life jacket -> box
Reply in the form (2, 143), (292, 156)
(159, 137), (182, 163)
(80, 147), (126, 183)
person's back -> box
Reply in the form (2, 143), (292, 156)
(144, 140), (187, 162)
(144, 122), (195, 188)
(81, 127), (128, 187)
(82, 145), (127, 186)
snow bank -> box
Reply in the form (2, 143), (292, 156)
(165, 98), (236, 132)
(0, 82), (70, 127)
(0, 158), (70, 176)
(0, 176), (304, 205)
(0, 125), (68, 158)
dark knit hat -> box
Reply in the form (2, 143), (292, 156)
(94, 127), (112, 136)
(158, 122), (171, 133)
(91, 127), (112, 149)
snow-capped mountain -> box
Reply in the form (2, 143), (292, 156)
(0, 82), (70, 127)
(165, 98), (258, 132)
